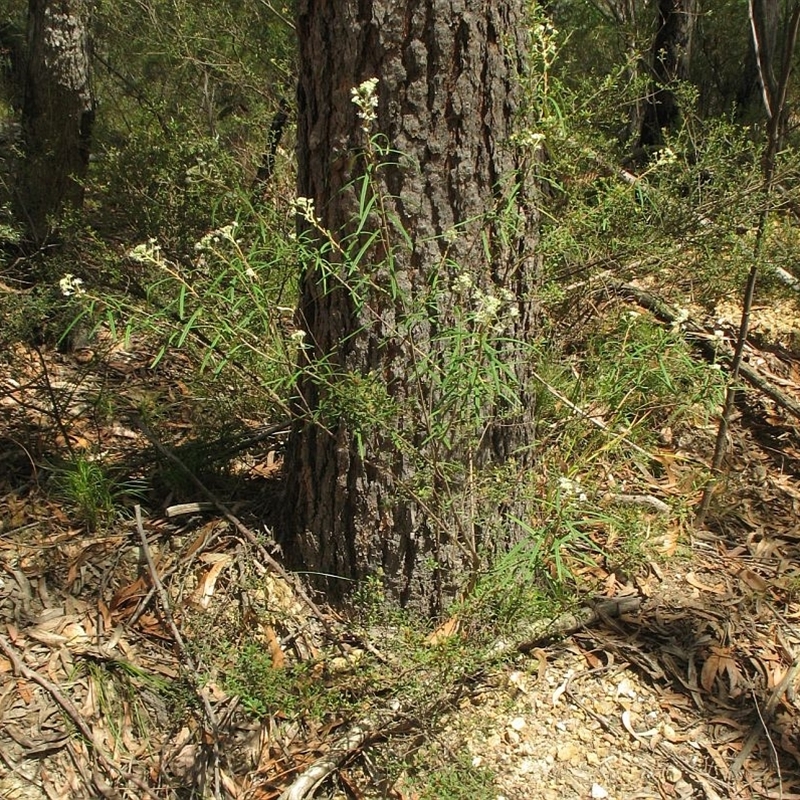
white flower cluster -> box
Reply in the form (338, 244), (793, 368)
(532, 21), (558, 67)
(59, 273), (85, 297)
(654, 147), (678, 168)
(351, 77), (379, 131)
(127, 239), (165, 266)
(452, 273), (520, 331)
(515, 130), (546, 148)
(195, 221), (238, 252)
(289, 329), (307, 348)
(559, 476), (587, 503)
(292, 196), (321, 227)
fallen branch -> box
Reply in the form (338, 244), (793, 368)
(134, 505), (223, 799)
(494, 594), (642, 656)
(279, 719), (379, 800)
(608, 281), (800, 421)
(277, 594), (641, 800)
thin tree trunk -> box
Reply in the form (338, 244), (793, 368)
(639, 0), (696, 147)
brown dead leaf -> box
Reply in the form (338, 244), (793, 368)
(657, 526), (680, 556)
(685, 571), (727, 594)
(738, 568), (769, 593)
(527, 648), (548, 683)
(426, 615), (460, 646)
(184, 520), (219, 560)
(97, 598), (112, 632)
(189, 553), (233, 609)
(265, 625), (286, 669)
(111, 576), (149, 614)
(701, 646), (741, 695)
(17, 679), (33, 704)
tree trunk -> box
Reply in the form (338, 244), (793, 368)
(639, 0), (696, 147)
(17, 0), (94, 243)
(283, 0), (539, 615)
(745, 0), (780, 116)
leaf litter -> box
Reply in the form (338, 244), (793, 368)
(3, 298), (800, 799)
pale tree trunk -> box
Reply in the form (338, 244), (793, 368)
(639, 0), (696, 147)
(283, 0), (539, 614)
(746, 0), (780, 117)
(17, 0), (94, 244)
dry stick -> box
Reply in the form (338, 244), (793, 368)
(697, 2), (800, 524)
(133, 505), (223, 800)
(730, 653), (800, 780)
(0, 632), (157, 800)
(132, 416), (335, 637)
(528, 366), (654, 459)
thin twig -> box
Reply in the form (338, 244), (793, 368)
(730, 655), (800, 779)
(753, 690), (783, 799)
(132, 415), (337, 638)
(697, 1), (800, 524)
(32, 344), (74, 456)
(134, 505), (222, 800)
(528, 367), (654, 459)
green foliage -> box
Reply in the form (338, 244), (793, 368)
(50, 454), (145, 531)
(581, 311), (726, 436)
(225, 644), (346, 720)
(413, 755), (496, 800)
(97, 128), (248, 250)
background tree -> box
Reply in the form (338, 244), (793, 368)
(282, 0), (540, 613)
(16, 0), (93, 243)
(639, 0), (697, 147)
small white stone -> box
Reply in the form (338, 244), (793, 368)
(591, 784), (609, 799)
(510, 716), (527, 731)
(665, 765), (682, 783)
(615, 677), (637, 699)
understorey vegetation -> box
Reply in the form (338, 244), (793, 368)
(2, 1), (800, 798)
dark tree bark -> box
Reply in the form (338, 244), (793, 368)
(639, 0), (696, 147)
(17, 0), (94, 243)
(283, 0), (539, 614)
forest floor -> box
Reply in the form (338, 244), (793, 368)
(3, 286), (800, 800)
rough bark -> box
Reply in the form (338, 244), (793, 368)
(639, 0), (696, 147)
(17, 0), (94, 243)
(283, 0), (539, 614)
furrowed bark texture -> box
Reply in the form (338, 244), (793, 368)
(18, 0), (94, 242)
(284, 0), (539, 613)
